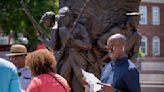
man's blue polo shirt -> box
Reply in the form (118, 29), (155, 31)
(101, 57), (141, 92)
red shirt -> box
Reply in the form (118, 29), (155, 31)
(26, 73), (70, 92)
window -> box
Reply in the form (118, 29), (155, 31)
(152, 36), (160, 56)
(139, 5), (147, 25)
(152, 6), (160, 25)
(140, 36), (147, 56)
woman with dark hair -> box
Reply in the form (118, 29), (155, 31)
(26, 49), (70, 92)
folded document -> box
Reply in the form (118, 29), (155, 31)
(81, 69), (101, 92)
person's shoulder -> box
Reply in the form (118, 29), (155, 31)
(54, 73), (70, 89)
(126, 60), (139, 74)
(127, 60), (137, 69)
(55, 73), (67, 81)
(0, 58), (16, 70)
(123, 60), (139, 76)
(55, 74), (69, 84)
(30, 76), (42, 86)
(0, 58), (18, 77)
(26, 77), (40, 91)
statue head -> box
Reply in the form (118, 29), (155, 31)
(40, 11), (56, 28)
(126, 12), (142, 28)
(59, 6), (72, 26)
(59, 7), (70, 16)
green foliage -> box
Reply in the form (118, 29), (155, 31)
(0, 0), (59, 47)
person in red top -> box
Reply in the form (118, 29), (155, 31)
(26, 49), (70, 92)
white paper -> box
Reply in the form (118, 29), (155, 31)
(81, 69), (101, 92)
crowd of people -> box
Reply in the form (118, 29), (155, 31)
(0, 44), (70, 92)
(0, 34), (141, 92)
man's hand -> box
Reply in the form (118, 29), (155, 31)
(82, 77), (89, 88)
(97, 83), (116, 92)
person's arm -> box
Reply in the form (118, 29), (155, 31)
(9, 67), (22, 92)
(98, 82), (124, 92)
(123, 68), (141, 92)
(101, 83), (115, 92)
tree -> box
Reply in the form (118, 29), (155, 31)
(0, 0), (58, 48)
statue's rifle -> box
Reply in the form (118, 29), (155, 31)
(20, 0), (51, 50)
(58, 0), (91, 60)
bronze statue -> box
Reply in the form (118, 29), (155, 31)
(20, 0), (56, 54)
(56, 7), (92, 92)
(124, 12), (142, 62)
(39, 11), (63, 62)
(20, 0), (142, 92)
(97, 12), (142, 63)
(58, 1), (142, 91)
(39, 11), (58, 49)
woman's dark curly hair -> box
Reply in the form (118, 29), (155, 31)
(26, 49), (57, 76)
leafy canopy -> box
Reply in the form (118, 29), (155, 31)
(0, 0), (58, 47)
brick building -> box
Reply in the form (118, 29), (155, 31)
(139, 0), (164, 57)
(138, 0), (164, 92)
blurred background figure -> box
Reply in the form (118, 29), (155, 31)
(0, 58), (22, 92)
(26, 49), (70, 92)
(6, 44), (32, 90)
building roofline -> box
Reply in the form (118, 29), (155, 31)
(141, 0), (164, 4)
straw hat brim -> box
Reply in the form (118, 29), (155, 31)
(5, 53), (27, 57)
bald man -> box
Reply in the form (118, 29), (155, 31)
(100, 33), (141, 92)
